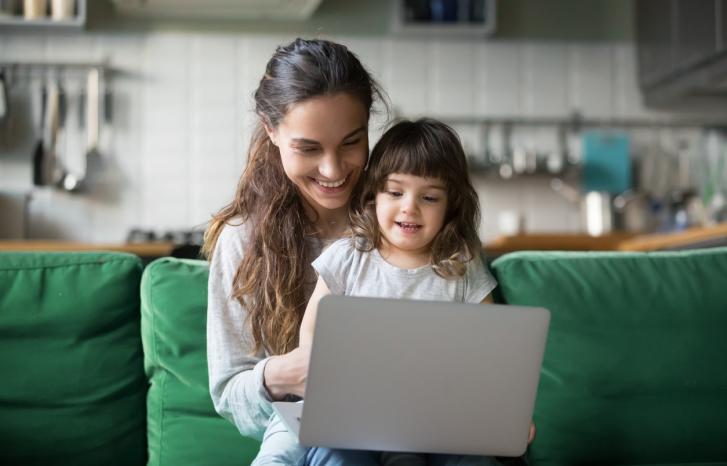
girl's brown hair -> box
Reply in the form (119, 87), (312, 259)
(350, 118), (481, 278)
(202, 38), (384, 355)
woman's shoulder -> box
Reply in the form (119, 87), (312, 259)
(213, 218), (252, 259)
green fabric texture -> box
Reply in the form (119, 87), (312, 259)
(0, 252), (147, 466)
(491, 248), (727, 466)
(141, 257), (260, 466)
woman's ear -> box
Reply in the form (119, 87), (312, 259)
(263, 122), (278, 146)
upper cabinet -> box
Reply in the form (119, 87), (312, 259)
(392, 0), (497, 37)
(636, 0), (727, 109)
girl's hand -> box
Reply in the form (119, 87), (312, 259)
(263, 346), (311, 400)
(528, 421), (536, 444)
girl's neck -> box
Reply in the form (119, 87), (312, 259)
(377, 241), (431, 269)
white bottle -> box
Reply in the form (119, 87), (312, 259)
(50, 0), (73, 20)
(23, 0), (47, 19)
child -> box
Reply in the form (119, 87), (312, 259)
(252, 118), (499, 466)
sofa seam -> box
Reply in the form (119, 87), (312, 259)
(144, 259), (168, 466)
(0, 257), (142, 273)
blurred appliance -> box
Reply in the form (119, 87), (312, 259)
(0, 191), (29, 239)
(111, 0), (323, 20)
(126, 228), (204, 259)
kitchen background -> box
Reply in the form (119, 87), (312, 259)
(1, 0), (727, 248)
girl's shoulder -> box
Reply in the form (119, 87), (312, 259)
(321, 236), (358, 257)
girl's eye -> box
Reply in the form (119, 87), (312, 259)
(387, 191), (402, 197)
(423, 196), (439, 202)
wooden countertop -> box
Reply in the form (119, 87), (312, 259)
(0, 241), (175, 257)
(616, 222), (727, 251)
(2, 223), (725, 257)
(484, 232), (636, 254)
(484, 223), (727, 254)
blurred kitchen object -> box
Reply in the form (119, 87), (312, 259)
(0, 0), (18, 18)
(0, 69), (8, 124)
(497, 209), (525, 236)
(582, 130), (631, 194)
(23, 0), (46, 19)
(551, 178), (616, 236)
(50, 0), (73, 20)
(0, 191), (30, 239)
(698, 130), (727, 224)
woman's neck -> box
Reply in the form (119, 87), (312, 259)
(306, 205), (350, 239)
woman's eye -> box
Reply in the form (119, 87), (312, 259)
(343, 138), (361, 146)
(387, 191), (402, 197)
(297, 147), (319, 154)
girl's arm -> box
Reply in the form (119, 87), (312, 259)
(480, 293), (494, 304)
(299, 276), (331, 348)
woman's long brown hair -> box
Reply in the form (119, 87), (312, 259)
(202, 38), (384, 356)
(350, 118), (482, 278)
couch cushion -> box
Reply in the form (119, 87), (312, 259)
(491, 248), (727, 466)
(141, 257), (259, 466)
(0, 252), (146, 466)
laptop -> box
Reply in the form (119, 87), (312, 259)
(273, 295), (550, 457)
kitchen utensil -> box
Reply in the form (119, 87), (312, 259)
(31, 82), (47, 186)
(0, 69), (8, 123)
(59, 68), (101, 192)
(43, 79), (62, 185)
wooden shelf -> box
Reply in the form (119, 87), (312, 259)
(0, 0), (86, 29)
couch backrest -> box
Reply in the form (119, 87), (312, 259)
(141, 257), (259, 466)
(491, 247), (727, 466)
(0, 252), (147, 466)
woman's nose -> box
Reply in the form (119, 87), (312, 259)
(318, 153), (343, 179)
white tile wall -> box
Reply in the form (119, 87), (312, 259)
(0, 32), (678, 242)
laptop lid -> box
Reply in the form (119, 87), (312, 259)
(299, 295), (550, 457)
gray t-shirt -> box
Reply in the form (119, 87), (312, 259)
(206, 220), (330, 441)
(312, 238), (497, 303)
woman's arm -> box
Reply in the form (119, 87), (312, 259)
(480, 293), (494, 304)
(207, 222), (309, 439)
(299, 276), (332, 348)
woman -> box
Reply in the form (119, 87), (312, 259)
(204, 38), (529, 465)
(204, 38), (387, 465)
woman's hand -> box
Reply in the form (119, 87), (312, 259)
(263, 346), (311, 400)
(528, 421), (536, 444)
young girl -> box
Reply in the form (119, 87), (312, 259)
(253, 118), (502, 466)
(301, 117), (496, 347)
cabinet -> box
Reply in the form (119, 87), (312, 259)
(635, 0), (727, 109)
(392, 0), (496, 37)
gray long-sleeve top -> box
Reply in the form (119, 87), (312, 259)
(206, 220), (324, 440)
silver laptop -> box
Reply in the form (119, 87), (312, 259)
(273, 295), (550, 457)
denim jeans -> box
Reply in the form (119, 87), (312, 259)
(252, 410), (503, 466)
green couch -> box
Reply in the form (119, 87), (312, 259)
(1, 248), (726, 466)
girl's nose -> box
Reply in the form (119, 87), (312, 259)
(401, 195), (419, 214)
